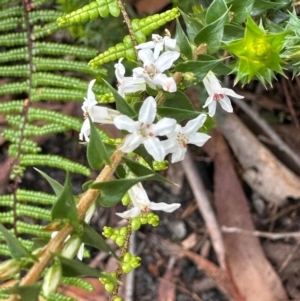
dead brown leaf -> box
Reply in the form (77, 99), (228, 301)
(205, 129), (288, 301)
(157, 269), (176, 301)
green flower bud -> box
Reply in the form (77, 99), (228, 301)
(0, 259), (23, 280)
(113, 297), (123, 301)
(122, 263), (132, 274)
(121, 193), (130, 206)
(119, 226), (127, 236)
(182, 72), (197, 83)
(110, 234), (117, 241)
(131, 218), (141, 231)
(102, 226), (113, 238)
(140, 216), (148, 224)
(115, 237), (125, 247)
(42, 259), (62, 297)
(131, 257), (141, 268)
(153, 160), (168, 171)
(105, 283), (115, 292)
(123, 252), (131, 263)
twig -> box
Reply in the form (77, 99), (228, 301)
(124, 230), (136, 301)
(278, 238), (300, 273)
(222, 225), (300, 240)
(181, 150), (226, 269)
(231, 97), (300, 170)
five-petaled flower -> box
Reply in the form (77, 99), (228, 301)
(162, 114), (211, 163)
(133, 48), (180, 92)
(135, 33), (178, 59)
(114, 96), (176, 162)
(116, 182), (180, 218)
(203, 71), (244, 117)
(114, 58), (146, 97)
(79, 79), (120, 142)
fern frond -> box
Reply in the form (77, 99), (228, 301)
(88, 8), (180, 67)
(57, 0), (120, 27)
(19, 154), (91, 176)
(0, 6), (22, 19)
(30, 88), (86, 102)
(0, 17), (24, 32)
(17, 221), (50, 238)
(16, 190), (56, 205)
(45, 292), (76, 301)
(0, 32), (27, 46)
(0, 47), (29, 63)
(0, 81), (29, 96)
(17, 205), (51, 221)
(61, 277), (94, 291)
(0, 65), (29, 77)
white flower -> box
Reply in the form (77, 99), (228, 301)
(114, 58), (146, 96)
(133, 48), (180, 92)
(135, 34), (177, 59)
(162, 114), (211, 163)
(116, 182), (180, 218)
(79, 79), (120, 141)
(114, 96), (176, 161)
(203, 71), (244, 117)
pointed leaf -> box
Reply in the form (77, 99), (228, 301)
(0, 224), (31, 259)
(175, 19), (193, 60)
(91, 175), (152, 207)
(123, 157), (173, 184)
(87, 117), (110, 170)
(51, 172), (79, 227)
(103, 79), (135, 117)
(164, 90), (194, 110)
(34, 168), (63, 196)
(206, 0), (228, 24)
(6, 284), (41, 301)
(194, 10), (228, 54)
(59, 256), (113, 280)
(175, 56), (222, 82)
(179, 9), (203, 41)
(82, 223), (118, 258)
(157, 107), (201, 123)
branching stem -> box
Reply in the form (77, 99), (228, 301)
(9, 149), (124, 301)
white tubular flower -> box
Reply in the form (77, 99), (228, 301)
(135, 34), (177, 59)
(133, 48), (180, 92)
(203, 71), (244, 117)
(162, 114), (211, 163)
(79, 79), (120, 141)
(114, 58), (146, 96)
(114, 96), (176, 161)
(116, 182), (180, 218)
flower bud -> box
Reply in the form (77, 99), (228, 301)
(61, 234), (82, 259)
(131, 218), (141, 231)
(0, 259), (22, 280)
(42, 260), (62, 296)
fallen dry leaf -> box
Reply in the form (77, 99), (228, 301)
(205, 129), (288, 301)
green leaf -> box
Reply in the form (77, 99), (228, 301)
(82, 223), (118, 258)
(87, 117), (110, 170)
(34, 168), (63, 196)
(91, 175), (152, 207)
(5, 284), (41, 301)
(51, 172), (79, 227)
(194, 9), (228, 54)
(59, 256), (112, 279)
(179, 9), (203, 41)
(164, 90), (194, 110)
(157, 107), (201, 123)
(175, 56), (222, 82)
(123, 157), (173, 184)
(134, 145), (154, 168)
(103, 79), (135, 117)
(206, 0), (228, 24)
(0, 224), (31, 259)
(229, 0), (255, 23)
(82, 180), (94, 192)
(175, 19), (193, 60)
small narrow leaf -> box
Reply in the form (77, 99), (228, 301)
(0, 224), (31, 259)
(51, 172), (79, 227)
(164, 90), (194, 110)
(157, 107), (202, 123)
(103, 79), (136, 117)
(179, 9), (203, 41)
(175, 19), (193, 60)
(123, 157), (173, 184)
(82, 223), (118, 258)
(87, 117), (110, 169)
(34, 168), (63, 196)
(59, 256), (114, 280)
(5, 284), (41, 301)
(194, 10), (228, 54)
(91, 175), (152, 207)
(175, 57), (222, 82)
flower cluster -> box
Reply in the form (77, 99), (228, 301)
(79, 34), (244, 221)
